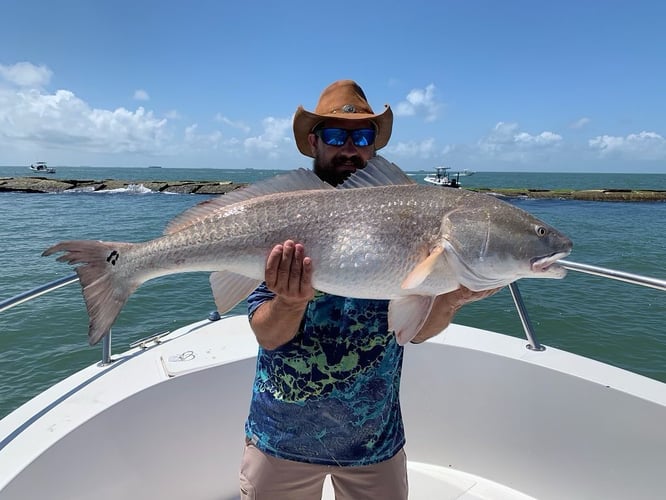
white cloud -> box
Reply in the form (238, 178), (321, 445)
(388, 122), (564, 167)
(395, 84), (440, 122)
(481, 121), (519, 149)
(474, 122), (562, 163)
(133, 89), (150, 101)
(589, 131), (666, 160)
(386, 137), (438, 159)
(570, 117), (590, 129)
(184, 123), (223, 149)
(0, 61), (303, 166)
(514, 130), (563, 145)
(480, 122), (562, 151)
(0, 62), (52, 88)
(243, 116), (292, 158)
(0, 85), (170, 154)
(214, 113), (251, 133)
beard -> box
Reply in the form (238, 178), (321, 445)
(312, 152), (366, 186)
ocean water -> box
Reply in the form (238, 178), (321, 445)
(0, 166), (665, 419)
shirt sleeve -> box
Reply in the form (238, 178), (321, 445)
(247, 282), (275, 319)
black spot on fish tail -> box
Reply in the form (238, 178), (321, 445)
(106, 250), (120, 265)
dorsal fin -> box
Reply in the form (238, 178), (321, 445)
(164, 168), (333, 234)
(163, 155), (413, 234)
(338, 155), (415, 189)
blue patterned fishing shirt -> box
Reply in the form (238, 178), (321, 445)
(245, 284), (405, 466)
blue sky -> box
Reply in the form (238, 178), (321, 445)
(1, 0), (664, 172)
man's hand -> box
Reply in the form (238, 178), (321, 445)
(445, 285), (502, 309)
(410, 286), (503, 344)
(250, 240), (315, 350)
(264, 240), (315, 304)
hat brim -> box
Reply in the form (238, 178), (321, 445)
(293, 105), (393, 157)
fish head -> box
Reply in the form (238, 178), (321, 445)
(438, 196), (573, 290)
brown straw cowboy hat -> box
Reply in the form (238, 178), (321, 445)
(293, 80), (393, 157)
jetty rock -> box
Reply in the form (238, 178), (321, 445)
(1, 176), (664, 201)
(0, 176), (245, 195)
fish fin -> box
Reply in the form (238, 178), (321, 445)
(401, 245), (445, 289)
(209, 271), (262, 314)
(43, 240), (140, 345)
(165, 169), (334, 234)
(389, 295), (436, 345)
(339, 155), (416, 189)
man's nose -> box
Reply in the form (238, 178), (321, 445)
(340, 136), (359, 153)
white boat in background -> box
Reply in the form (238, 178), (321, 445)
(423, 166), (461, 187)
(0, 262), (665, 499)
(29, 162), (56, 174)
(459, 169), (475, 176)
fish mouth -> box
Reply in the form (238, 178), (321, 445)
(530, 251), (571, 276)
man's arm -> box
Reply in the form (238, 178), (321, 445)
(410, 286), (503, 344)
(249, 240), (314, 350)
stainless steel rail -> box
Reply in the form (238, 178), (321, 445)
(0, 273), (113, 364)
(508, 282), (544, 351)
(1, 261), (664, 358)
(559, 259), (666, 291)
(511, 259), (665, 350)
(0, 273), (79, 313)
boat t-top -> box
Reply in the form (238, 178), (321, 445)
(423, 166), (460, 187)
(29, 162), (56, 174)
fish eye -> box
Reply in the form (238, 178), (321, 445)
(535, 225), (547, 237)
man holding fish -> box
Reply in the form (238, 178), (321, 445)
(241, 80), (499, 499)
(44, 79), (571, 498)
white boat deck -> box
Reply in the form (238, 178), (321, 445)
(1, 314), (665, 499)
(325, 463), (535, 499)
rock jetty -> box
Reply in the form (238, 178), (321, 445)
(1, 176), (664, 201)
(468, 187), (666, 202)
(0, 176), (245, 195)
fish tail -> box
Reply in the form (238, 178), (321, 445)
(43, 240), (140, 345)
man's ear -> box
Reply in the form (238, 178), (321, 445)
(307, 133), (318, 156)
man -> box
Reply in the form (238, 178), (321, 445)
(240, 80), (496, 499)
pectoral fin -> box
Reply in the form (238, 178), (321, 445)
(389, 295), (437, 345)
(209, 271), (261, 314)
(401, 245), (445, 289)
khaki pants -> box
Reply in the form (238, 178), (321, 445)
(240, 441), (408, 500)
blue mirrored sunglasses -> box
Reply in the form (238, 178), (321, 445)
(315, 128), (376, 147)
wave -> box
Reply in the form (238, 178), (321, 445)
(99, 183), (155, 194)
(62, 184), (178, 195)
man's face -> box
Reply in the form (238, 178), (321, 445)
(307, 118), (376, 186)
